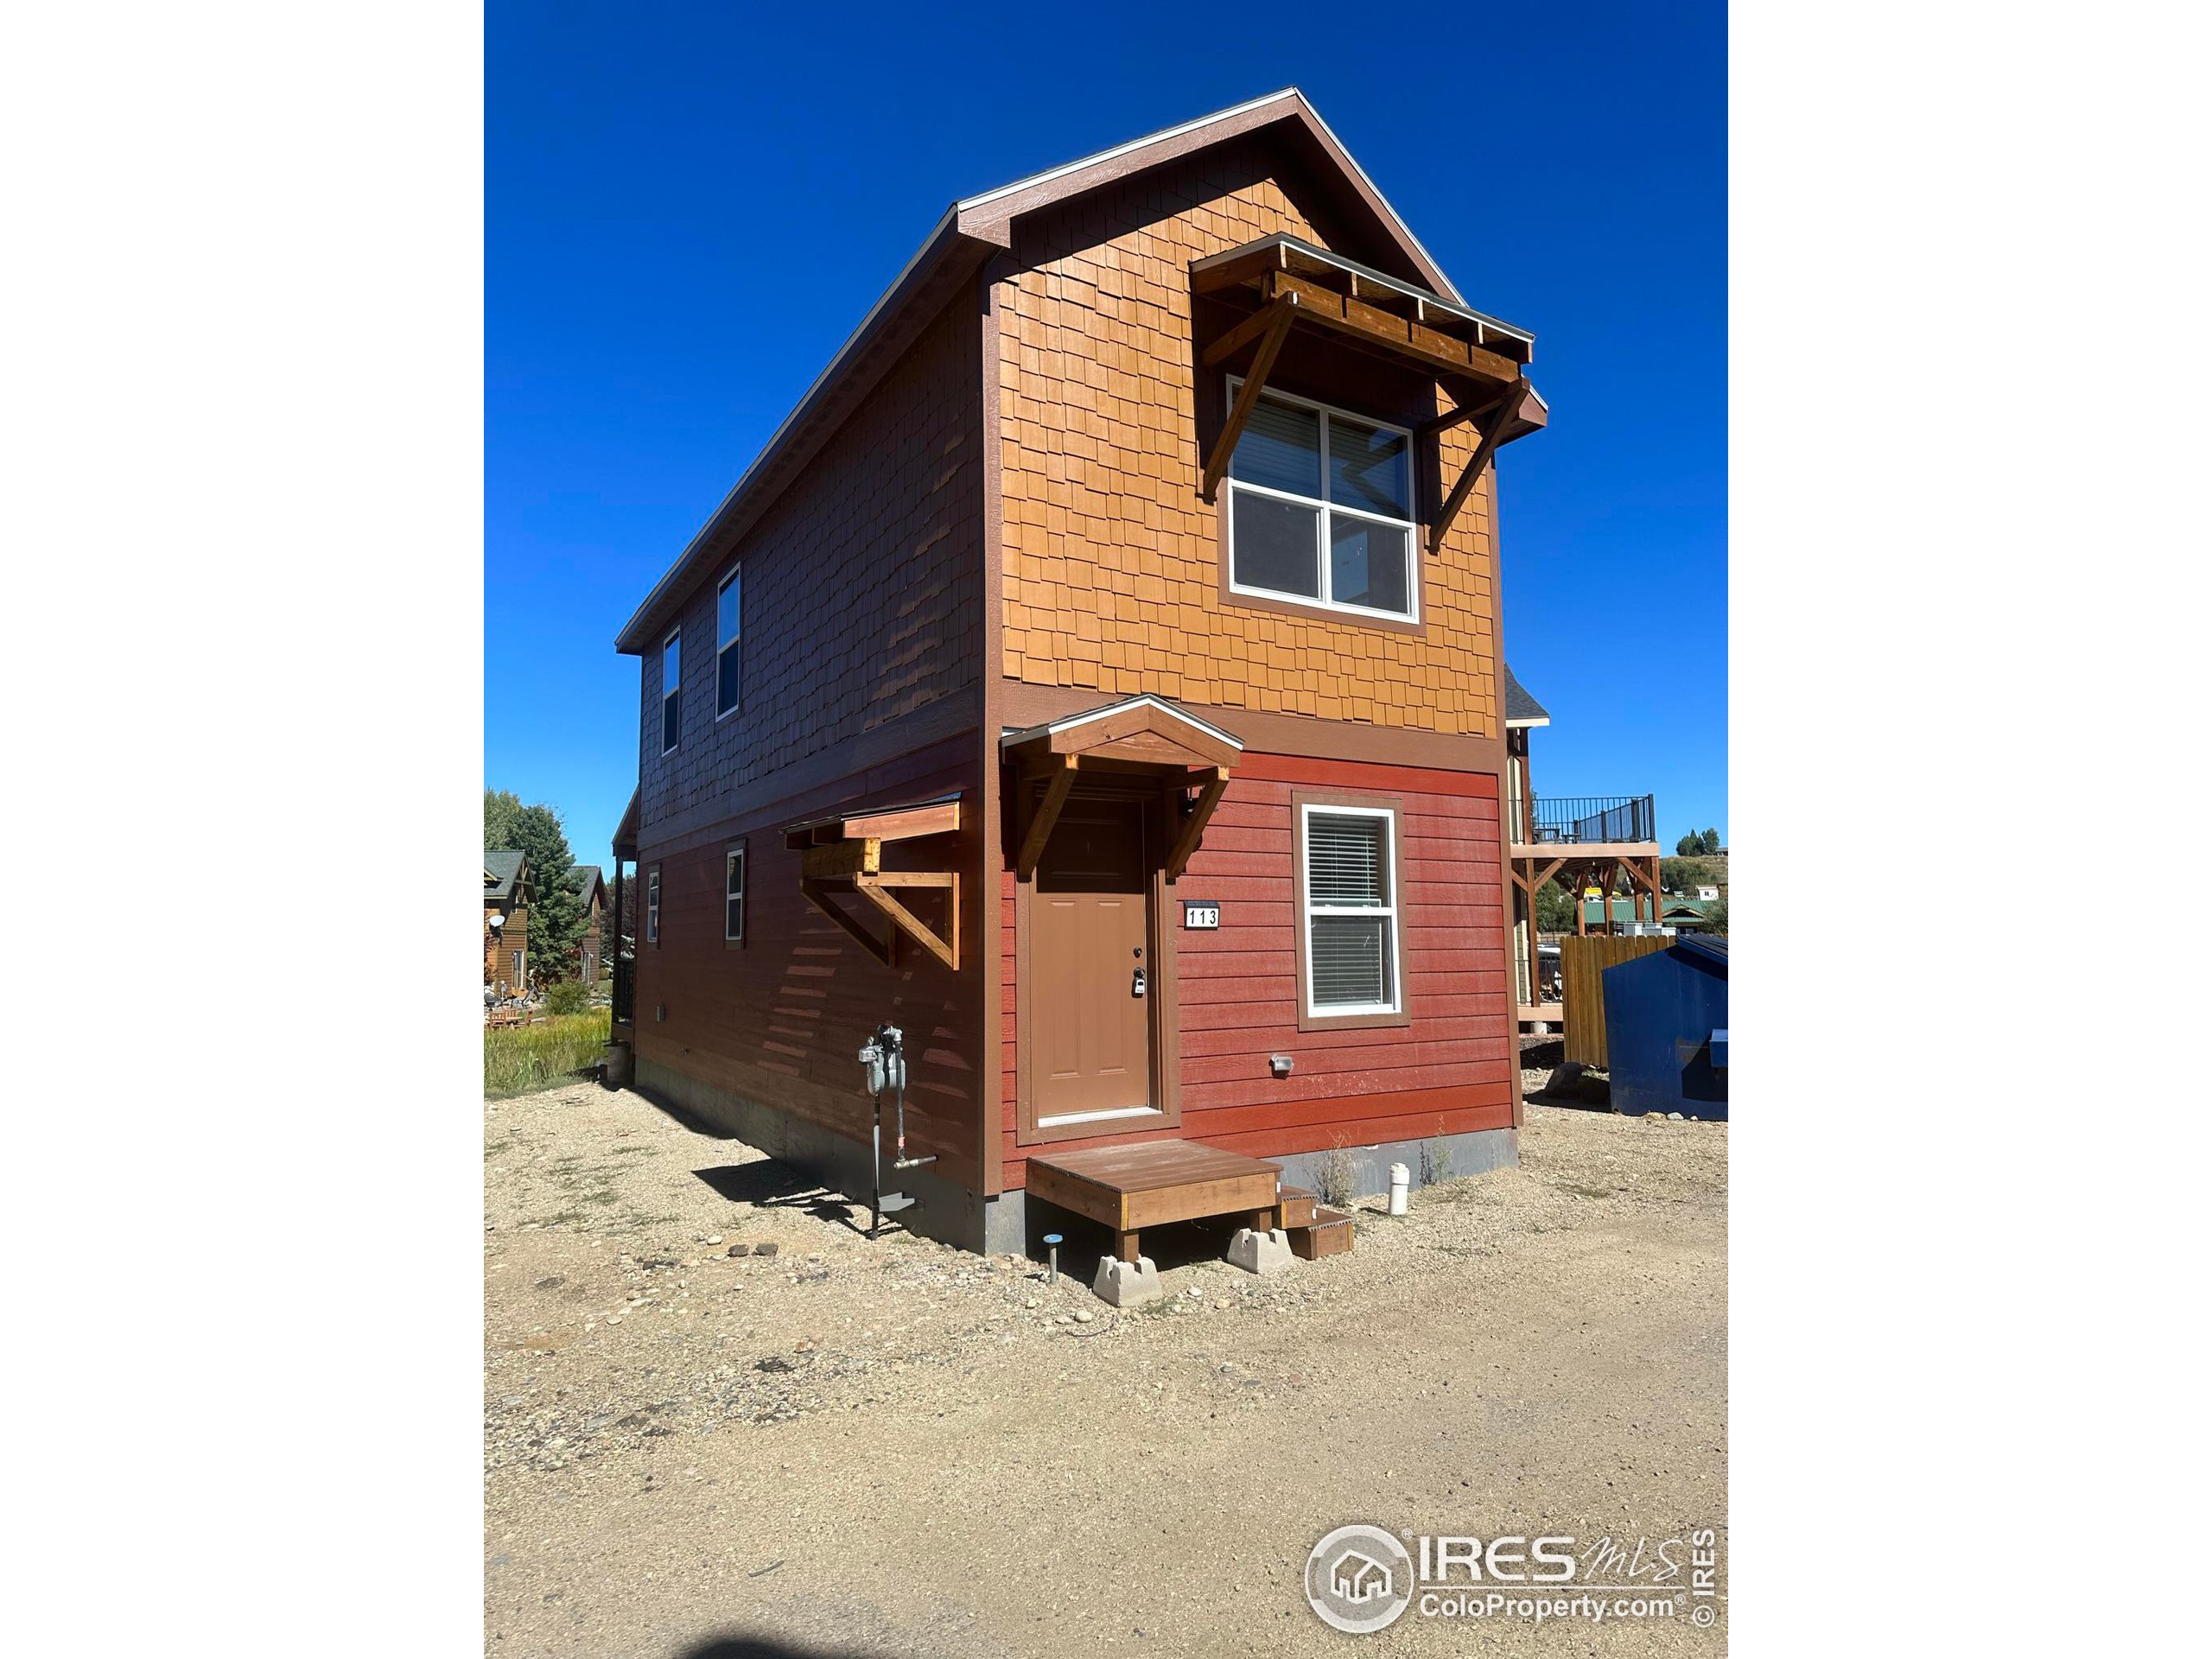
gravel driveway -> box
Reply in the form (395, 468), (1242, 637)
(486, 1081), (1726, 1656)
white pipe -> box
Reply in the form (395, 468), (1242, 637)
(1387, 1162), (1410, 1217)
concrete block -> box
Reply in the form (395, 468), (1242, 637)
(1092, 1254), (1163, 1307)
(1227, 1227), (1295, 1274)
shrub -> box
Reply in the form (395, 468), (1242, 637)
(1315, 1136), (1357, 1210)
(541, 978), (590, 1016)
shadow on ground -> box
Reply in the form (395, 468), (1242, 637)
(690, 1163), (875, 1233)
(677, 1638), (894, 1659)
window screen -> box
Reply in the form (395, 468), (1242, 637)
(1302, 807), (1400, 1014)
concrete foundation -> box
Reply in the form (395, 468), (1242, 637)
(1226, 1227), (1295, 1274)
(629, 1057), (1516, 1257)
(632, 1056), (1022, 1254)
(601, 1041), (633, 1089)
(1092, 1254), (1164, 1306)
(1265, 1126), (1518, 1204)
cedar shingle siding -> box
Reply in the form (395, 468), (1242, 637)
(638, 300), (985, 849)
(995, 143), (1501, 735)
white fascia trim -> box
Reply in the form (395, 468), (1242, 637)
(957, 90), (1303, 210)
(999, 694), (1244, 753)
(1504, 716), (1551, 729)
(1293, 96), (1464, 304)
(958, 87), (1463, 303)
(616, 203), (960, 649)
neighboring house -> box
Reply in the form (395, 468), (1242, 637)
(609, 90), (1553, 1253)
(1503, 664), (1662, 1020)
(484, 849), (532, 992)
(569, 864), (607, 985)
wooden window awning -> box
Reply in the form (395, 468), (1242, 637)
(782, 791), (962, 969)
(1000, 696), (1243, 883)
(1192, 232), (1548, 550)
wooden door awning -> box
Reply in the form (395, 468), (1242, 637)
(1001, 696), (1242, 883)
(1191, 232), (1548, 550)
(782, 791), (962, 969)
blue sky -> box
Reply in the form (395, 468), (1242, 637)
(487, 3), (1726, 864)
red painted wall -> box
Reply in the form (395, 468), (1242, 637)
(998, 751), (1513, 1189)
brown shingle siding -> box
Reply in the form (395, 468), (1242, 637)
(637, 297), (984, 844)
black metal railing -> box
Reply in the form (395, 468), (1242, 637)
(612, 953), (635, 1025)
(1522, 794), (1656, 846)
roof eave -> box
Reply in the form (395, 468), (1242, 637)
(614, 214), (1006, 653)
(614, 87), (1473, 654)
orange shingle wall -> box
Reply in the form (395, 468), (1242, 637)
(992, 143), (1501, 738)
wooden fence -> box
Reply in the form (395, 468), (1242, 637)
(1561, 935), (1673, 1069)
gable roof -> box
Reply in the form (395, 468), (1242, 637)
(484, 848), (528, 905)
(568, 864), (607, 906)
(1503, 663), (1549, 728)
(616, 90), (1479, 654)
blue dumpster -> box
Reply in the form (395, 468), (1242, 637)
(1600, 935), (1728, 1121)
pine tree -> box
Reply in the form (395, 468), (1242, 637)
(485, 791), (587, 985)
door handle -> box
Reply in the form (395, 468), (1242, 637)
(1131, 967), (1147, 998)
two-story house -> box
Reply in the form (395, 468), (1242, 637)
(568, 864), (607, 986)
(484, 849), (531, 994)
(608, 92), (1548, 1258)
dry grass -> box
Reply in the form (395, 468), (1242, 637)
(483, 1010), (610, 1098)
(1314, 1135), (1357, 1209)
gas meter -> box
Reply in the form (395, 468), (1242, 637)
(858, 1023), (906, 1097)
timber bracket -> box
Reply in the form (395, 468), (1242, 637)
(784, 795), (963, 970)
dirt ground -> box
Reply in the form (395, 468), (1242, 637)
(485, 1077), (1726, 1656)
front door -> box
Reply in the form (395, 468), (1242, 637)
(1032, 795), (1152, 1121)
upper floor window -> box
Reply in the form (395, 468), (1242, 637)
(1226, 382), (1417, 623)
(724, 842), (747, 943)
(715, 565), (742, 719)
(660, 629), (682, 753)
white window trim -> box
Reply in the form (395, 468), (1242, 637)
(660, 626), (683, 754)
(724, 846), (747, 943)
(1299, 801), (1402, 1018)
(715, 563), (743, 722)
(1224, 378), (1421, 624)
(646, 868), (661, 944)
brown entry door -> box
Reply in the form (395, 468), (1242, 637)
(1033, 796), (1152, 1120)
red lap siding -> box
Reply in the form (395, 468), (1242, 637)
(1000, 751), (1511, 1189)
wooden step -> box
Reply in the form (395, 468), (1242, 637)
(1277, 1185), (1319, 1230)
(1288, 1205), (1355, 1260)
